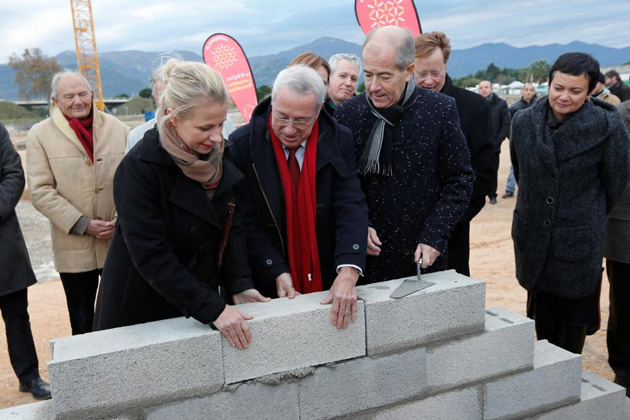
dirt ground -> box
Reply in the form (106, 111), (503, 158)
(0, 141), (615, 410)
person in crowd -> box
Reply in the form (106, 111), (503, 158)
(478, 80), (511, 205)
(127, 61), (236, 154)
(336, 26), (474, 283)
(511, 52), (630, 354)
(289, 52), (333, 114)
(414, 31), (494, 276)
(504, 83), (537, 199)
(26, 72), (127, 335)
(605, 70), (630, 102)
(326, 53), (362, 114)
(591, 72), (620, 105)
(604, 99), (630, 395)
(230, 65), (368, 330)
(93, 60), (268, 349)
(0, 123), (51, 400)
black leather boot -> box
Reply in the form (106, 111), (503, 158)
(19, 377), (52, 400)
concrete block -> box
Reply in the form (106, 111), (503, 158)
(483, 340), (582, 420)
(48, 317), (223, 420)
(146, 381), (299, 420)
(426, 306), (535, 392)
(0, 400), (53, 420)
(222, 291), (365, 384)
(525, 370), (626, 420)
(342, 385), (483, 420)
(356, 270), (485, 355)
(299, 347), (426, 420)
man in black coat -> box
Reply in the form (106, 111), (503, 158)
(336, 26), (474, 283)
(230, 65), (368, 330)
(605, 70), (630, 103)
(479, 80), (511, 204)
(414, 31), (494, 276)
(0, 123), (51, 400)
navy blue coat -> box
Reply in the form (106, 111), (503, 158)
(336, 88), (474, 283)
(229, 98), (368, 298)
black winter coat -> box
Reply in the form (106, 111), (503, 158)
(0, 123), (37, 297)
(486, 92), (511, 152)
(441, 75), (494, 222)
(229, 98), (368, 298)
(610, 81), (630, 103)
(509, 97), (536, 117)
(93, 128), (254, 330)
(336, 88), (474, 283)
(511, 98), (630, 299)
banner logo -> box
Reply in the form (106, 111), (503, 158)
(355, 0), (422, 36)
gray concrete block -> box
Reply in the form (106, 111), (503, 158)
(146, 381), (299, 420)
(222, 291), (365, 384)
(483, 340), (582, 420)
(299, 347), (427, 420)
(525, 370), (626, 420)
(426, 306), (535, 392)
(342, 385), (483, 420)
(0, 400), (53, 420)
(356, 270), (485, 355)
(48, 317), (223, 420)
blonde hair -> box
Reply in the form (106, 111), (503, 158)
(415, 31), (451, 63)
(159, 60), (229, 126)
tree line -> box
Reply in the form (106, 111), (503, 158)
(453, 60), (551, 88)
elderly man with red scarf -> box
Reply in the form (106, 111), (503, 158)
(26, 71), (127, 335)
(230, 65), (368, 330)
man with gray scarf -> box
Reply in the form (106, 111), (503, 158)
(336, 26), (474, 283)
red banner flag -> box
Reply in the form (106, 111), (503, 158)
(355, 0), (422, 37)
(203, 33), (258, 123)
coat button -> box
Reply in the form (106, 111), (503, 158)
(85, 158), (92, 166)
(403, 249), (410, 256)
(357, 138), (363, 145)
(371, 178), (378, 185)
(352, 243), (360, 250)
(266, 259), (273, 266)
(544, 220), (551, 227)
(546, 197), (554, 204)
(190, 226), (199, 235)
(402, 214), (410, 222)
(551, 174), (556, 179)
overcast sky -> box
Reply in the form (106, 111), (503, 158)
(2, 0), (630, 64)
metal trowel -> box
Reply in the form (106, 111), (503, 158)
(389, 259), (435, 299)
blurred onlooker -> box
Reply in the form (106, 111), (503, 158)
(604, 99), (630, 395)
(26, 71), (127, 335)
(591, 72), (621, 105)
(326, 53), (362, 114)
(605, 70), (630, 102)
(414, 31), (494, 276)
(289, 52), (332, 113)
(0, 122), (51, 400)
(504, 83), (537, 199)
(478, 80), (511, 204)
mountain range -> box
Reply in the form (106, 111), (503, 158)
(1, 37), (628, 100)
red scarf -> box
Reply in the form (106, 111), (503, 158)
(64, 111), (94, 162)
(269, 112), (323, 294)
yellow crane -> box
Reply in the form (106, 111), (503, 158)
(69, 0), (105, 111)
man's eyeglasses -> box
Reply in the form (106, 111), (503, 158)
(273, 114), (316, 127)
(415, 70), (445, 80)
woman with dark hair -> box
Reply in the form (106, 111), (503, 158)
(510, 52), (630, 354)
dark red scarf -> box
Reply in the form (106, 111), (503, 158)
(64, 111), (94, 162)
(269, 112), (323, 294)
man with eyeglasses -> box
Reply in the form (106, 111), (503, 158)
(414, 31), (494, 276)
(230, 65), (368, 330)
(336, 26), (474, 283)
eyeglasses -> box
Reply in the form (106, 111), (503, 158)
(273, 114), (317, 127)
(415, 70), (445, 80)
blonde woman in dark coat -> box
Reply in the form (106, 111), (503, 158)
(511, 53), (630, 354)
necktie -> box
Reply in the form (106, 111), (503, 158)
(287, 146), (301, 189)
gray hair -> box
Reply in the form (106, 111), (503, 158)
(271, 65), (326, 113)
(51, 71), (92, 99)
(329, 53), (362, 75)
(363, 26), (415, 71)
(150, 54), (181, 98)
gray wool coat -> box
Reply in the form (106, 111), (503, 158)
(0, 123), (37, 297)
(604, 101), (630, 263)
(510, 97), (630, 299)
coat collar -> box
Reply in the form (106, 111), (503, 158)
(51, 103), (105, 156)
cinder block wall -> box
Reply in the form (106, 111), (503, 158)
(0, 271), (626, 420)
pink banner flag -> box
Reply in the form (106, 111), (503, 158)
(203, 33), (258, 123)
(355, 0), (422, 37)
